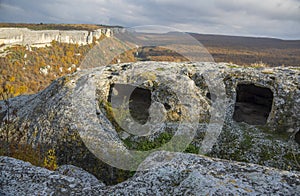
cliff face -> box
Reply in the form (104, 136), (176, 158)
(0, 62), (299, 185)
(0, 27), (114, 48)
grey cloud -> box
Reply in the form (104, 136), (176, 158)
(0, 0), (299, 39)
(214, 0), (300, 22)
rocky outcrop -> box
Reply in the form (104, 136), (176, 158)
(0, 62), (299, 184)
(1, 153), (300, 195)
(0, 27), (116, 48)
(0, 156), (104, 195)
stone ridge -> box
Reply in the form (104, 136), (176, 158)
(1, 153), (300, 195)
(1, 62), (298, 142)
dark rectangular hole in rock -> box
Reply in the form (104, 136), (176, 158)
(108, 84), (152, 125)
(233, 83), (273, 125)
(295, 130), (300, 145)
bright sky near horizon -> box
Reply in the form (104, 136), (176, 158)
(0, 0), (300, 39)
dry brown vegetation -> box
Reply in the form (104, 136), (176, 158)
(0, 41), (95, 98)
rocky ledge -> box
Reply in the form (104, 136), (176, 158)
(1, 152), (300, 195)
(0, 62), (299, 192)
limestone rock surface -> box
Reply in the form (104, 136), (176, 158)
(0, 62), (299, 185)
(1, 153), (300, 195)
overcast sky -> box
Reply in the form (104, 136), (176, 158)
(0, 0), (300, 39)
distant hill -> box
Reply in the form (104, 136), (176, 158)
(0, 23), (122, 31)
(190, 33), (300, 67)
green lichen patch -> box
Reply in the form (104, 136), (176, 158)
(207, 122), (300, 171)
(123, 132), (173, 151)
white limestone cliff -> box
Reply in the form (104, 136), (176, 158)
(0, 27), (115, 49)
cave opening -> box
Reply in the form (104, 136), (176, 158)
(295, 130), (300, 145)
(233, 83), (273, 125)
(108, 84), (152, 125)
